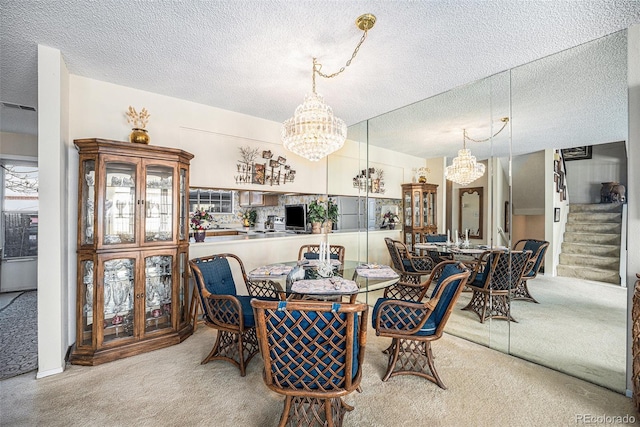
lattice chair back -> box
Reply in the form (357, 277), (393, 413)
(188, 254), (260, 376)
(517, 239), (549, 278)
(384, 237), (404, 271)
(298, 244), (346, 263)
(463, 250), (532, 323)
(251, 299), (368, 427)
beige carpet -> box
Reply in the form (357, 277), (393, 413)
(444, 275), (627, 393)
(1, 321), (636, 426)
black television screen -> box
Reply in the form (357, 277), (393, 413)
(285, 204), (307, 231)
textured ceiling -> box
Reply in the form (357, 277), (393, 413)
(1, 1), (639, 160)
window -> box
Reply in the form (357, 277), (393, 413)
(1, 161), (39, 259)
(189, 188), (234, 214)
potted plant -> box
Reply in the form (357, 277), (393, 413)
(307, 199), (326, 234)
(190, 209), (213, 242)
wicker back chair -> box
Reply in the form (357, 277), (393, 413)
(189, 253), (278, 376)
(384, 237), (434, 289)
(462, 250), (532, 323)
(512, 239), (549, 303)
(298, 244), (346, 263)
(251, 299), (368, 427)
(372, 261), (470, 388)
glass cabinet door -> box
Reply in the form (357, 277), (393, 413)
(80, 258), (94, 347)
(404, 190), (411, 226)
(103, 258), (135, 343)
(144, 164), (174, 243)
(81, 160), (96, 245)
(104, 162), (137, 245)
(413, 190), (421, 227)
(144, 255), (173, 333)
(179, 168), (187, 241)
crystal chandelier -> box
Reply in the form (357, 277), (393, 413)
(282, 14), (376, 162)
(445, 118), (510, 186)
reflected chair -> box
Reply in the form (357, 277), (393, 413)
(384, 237), (434, 286)
(189, 253), (279, 376)
(251, 299), (368, 427)
(512, 239), (549, 303)
(425, 234), (453, 264)
(298, 244), (346, 263)
(372, 261), (470, 388)
(462, 250), (532, 323)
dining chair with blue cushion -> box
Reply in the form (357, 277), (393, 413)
(189, 253), (279, 376)
(372, 261), (470, 389)
(384, 237), (434, 288)
(251, 299), (368, 427)
(462, 250), (532, 323)
(511, 239), (549, 303)
(298, 244), (346, 264)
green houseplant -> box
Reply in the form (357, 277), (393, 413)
(308, 198), (338, 234)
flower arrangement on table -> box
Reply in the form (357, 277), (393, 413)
(382, 211), (400, 229)
(190, 209), (213, 231)
(238, 208), (257, 227)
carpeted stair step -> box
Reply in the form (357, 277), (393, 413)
(563, 232), (620, 245)
(561, 242), (619, 257)
(565, 222), (621, 233)
(556, 265), (620, 284)
(567, 212), (622, 223)
(569, 203), (623, 213)
(559, 253), (620, 270)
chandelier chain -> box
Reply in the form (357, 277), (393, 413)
(315, 30), (369, 80)
(464, 117), (510, 143)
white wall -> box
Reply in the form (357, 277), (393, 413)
(37, 45), (70, 378)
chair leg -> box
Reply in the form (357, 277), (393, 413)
(462, 290), (489, 323)
(512, 279), (539, 303)
(201, 329), (259, 376)
(278, 396), (292, 427)
(382, 338), (400, 382)
(425, 341), (446, 390)
(189, 289), (201, 331)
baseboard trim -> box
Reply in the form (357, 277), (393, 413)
(36, 366), (64, 379)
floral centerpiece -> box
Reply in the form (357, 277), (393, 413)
(383, 211), (400, 229)
(238, 208), (257, 227)
(190, 209), (213, 231)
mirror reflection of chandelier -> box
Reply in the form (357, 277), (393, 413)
(445, 117), (509, 186)
(282, 14), (376, 162)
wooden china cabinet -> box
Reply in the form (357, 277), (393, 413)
(401, 182), (438, 249)
(71, 138), (194, 365)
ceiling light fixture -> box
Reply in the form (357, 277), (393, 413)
(282, 13), (376, 162)
(445, 117), (510, 186)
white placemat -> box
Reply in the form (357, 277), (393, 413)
(291, 278), (358, 294)
(248, 264), (293, 278)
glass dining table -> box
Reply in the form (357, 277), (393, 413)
(247, 259), (400, 303)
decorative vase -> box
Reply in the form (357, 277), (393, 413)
(243, 219), (250, 227)
(323, 220), (333, 233)
(388, 223), (396, 230)
(193, 230), (206, 242)
(418, 176), (427, 184)
(129, 128), (150, 144)
(311, 222), (323, 234)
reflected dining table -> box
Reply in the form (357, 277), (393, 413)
(247, 260), (399, 303)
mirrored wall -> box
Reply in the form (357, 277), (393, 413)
(343, 29), (628, 392)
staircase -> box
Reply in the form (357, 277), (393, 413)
(557, 203), (622, 285)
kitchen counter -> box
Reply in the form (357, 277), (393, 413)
(189, 228), (402, 274)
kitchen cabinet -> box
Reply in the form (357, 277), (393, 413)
(401, 183), (438, 249)
(238, 191), (278, 207)
(71, 138), (194, 365)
